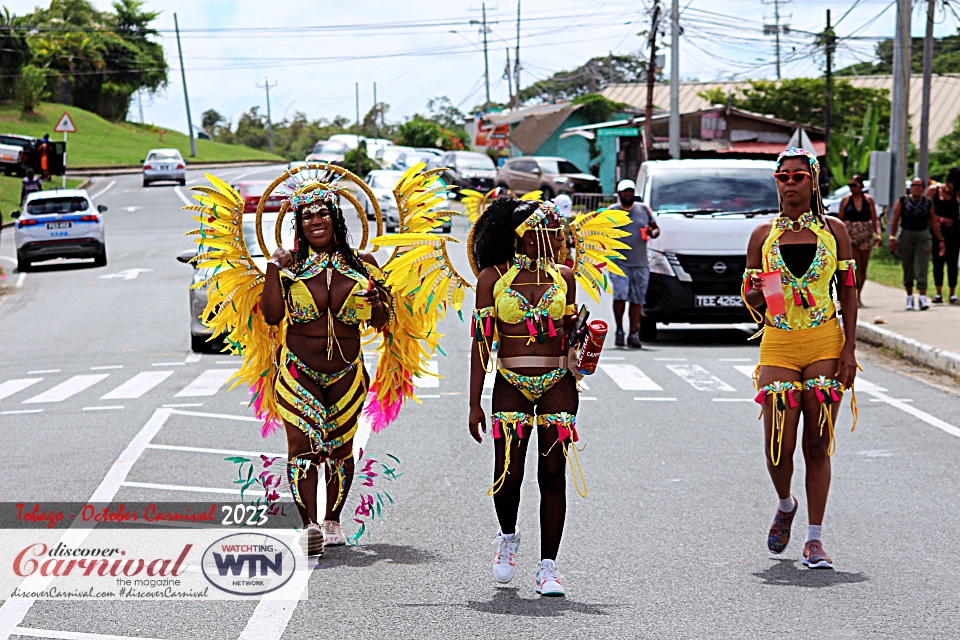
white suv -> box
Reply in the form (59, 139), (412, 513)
(12, 189), (107, 271)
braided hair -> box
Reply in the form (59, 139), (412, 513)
(471, 197), (540, 271)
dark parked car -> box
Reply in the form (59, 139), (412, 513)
(438, 151), (497, 195)
(495, 156), (601, 199)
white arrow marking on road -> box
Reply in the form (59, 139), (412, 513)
(90, 180), (116, 199)
(0, 379), (42, 401)
(667, 364), (736, 392)
(122, 206), (142, 212)
(174, 369), (237, 397)
(101, 371), (173, 400)
(23, 374), (109, 403)
(98, 268), (152, 280)
(599, 364), (663, 391)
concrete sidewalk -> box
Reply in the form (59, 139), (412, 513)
(857, 280), (960, 377)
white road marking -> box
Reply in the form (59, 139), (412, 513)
(101, 371), (173, 399)
(581, 396), (597, 401)
(0, 408), (172, 636)
(868, 398), (913, 403)
(1, 409), (43, 415)
(578, 379), (590, 390)
(733, 365), (756, 379)
(15, 272), (25, 288)
(89, 179), (116, 199)
(0, 378), (42, 401)
(174, 369), (236, 397)
(185, 353), (202, 363)
(413, 360), (440, 388)
(27, 369), (59, 374)
(215, 359), (238, 364)
(23, 374), (108, 403)
(122, 206), (141, 212)
(668, 364), (736, 392)
(169, 408), (260, 422)
(146, 443), (285, 458)
(121, 481), (244, 495)
(90, 365), (123, 370)
(82, 405), (124, 411)
(484, 371), (495, 389)
(152, 362), (185, 366)
(634, 397), (677, 402)
(712, 398), (754, 403)
(599, 364), (663, 391)
(12, 627), (165, 640)
(655, 358), (687, 361)
(162, 402), (203, 408)
(174, 186), (193, 206)
(857, 378), (960, 440)
(602, 356), (624, 361)
(720, 358), (753, 362)
(98, 268), (152, 280)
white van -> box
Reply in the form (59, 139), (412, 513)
(636, 159), (779, 340)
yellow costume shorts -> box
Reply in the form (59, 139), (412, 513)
(759, 318), (845, 372)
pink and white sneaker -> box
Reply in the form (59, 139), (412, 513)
(536, 559), (565, 596)
(492, 529), (520, 583)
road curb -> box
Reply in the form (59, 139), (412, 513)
(857, 320), (960, 378)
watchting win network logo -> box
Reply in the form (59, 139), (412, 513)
(200, 533), (297, 596)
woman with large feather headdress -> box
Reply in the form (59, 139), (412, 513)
(187, 163), (469, 555)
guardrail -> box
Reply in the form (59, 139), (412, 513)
(572, 192), (617, 212)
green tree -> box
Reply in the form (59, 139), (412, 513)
(360, 102), (393, 139)
(837, 30), (960, 76)
(234, 107), (268, 150)
(519, 53), (648, 104)
(201, 109), (225, 136)
(827, 104), (881, 190)
(343, 145), (378, 175)
(0, 8), (30, 102)
(395, 117), (467, 150)
(19, 64), (49, 113)
(571, 93), (630, 177)
(931, 114), (960, 183)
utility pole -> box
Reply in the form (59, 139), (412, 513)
(373, 82), (379, 142)
(355, 82), (361, 176)
(668, 0), (680, 159)
(644, 0), (662, 160)
(257, 76), (277, 155)
(822, 10), (836, 190)
(762, 0), (790, 79)
(505, 47), (513, 107)
(889, 0), (911, 202)
(918, 0), (935, 184)
(513, 0), (521, 109)
(173, 13), (196, 158)
(482, 3), (491, 111)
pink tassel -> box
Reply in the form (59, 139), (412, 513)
(570, 424), (579, 443)
(787, 391), (798, 408)
(815, 387), (825, 403)
(845, 268), (855, 287)
(547, 316), (557, 337)
(807, 289), (815, 307)
(484, 317), (492, 337)
(793, 290), (803, 306)
(289, 363), (298, 379)
(526, 318), (536, 338)
(830, 388), (840, 402)
(516, 422), (525, 439)
(556, 423), (570, 442)
(492, 421), (502, 439)
(755, 391), (766, 404)
(470, 320), (475, 337)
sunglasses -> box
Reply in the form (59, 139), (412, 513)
(774, 171), (812, 184)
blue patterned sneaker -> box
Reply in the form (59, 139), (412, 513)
(535, 559), (565, 597)
(767, 497), (798, 554)
(492, 529), (520, 583)
(802, 540), (834, 569)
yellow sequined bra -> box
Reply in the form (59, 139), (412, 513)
(493, 255), (569, 325)
(742, 212), (856, 331)
(282, 250), (383, 325)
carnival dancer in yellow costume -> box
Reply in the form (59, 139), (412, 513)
(467, 197), (629, 596)
(188, 163), (466, 556)
(742, 148), (859, 570)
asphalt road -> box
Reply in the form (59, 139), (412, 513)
(0, 166), (959, 639)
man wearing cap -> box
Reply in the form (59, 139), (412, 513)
(610, 179), (658, 348)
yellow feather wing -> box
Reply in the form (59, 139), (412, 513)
(568, 207), (632, 303)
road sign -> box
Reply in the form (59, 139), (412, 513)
(54, 111), (77, 133)
(597, 128), (639, 138)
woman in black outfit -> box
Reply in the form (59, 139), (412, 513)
(838, 175), (881, 305)
(926, 168), (960, 304)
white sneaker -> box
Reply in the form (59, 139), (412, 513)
(492, 529), (520, 583)
(536, 559), (565, 596)
(322, 520), (346, 546)
(905, 296), (915, 311)
(300, 523), (324, 557)
(919, 295), (929, 310)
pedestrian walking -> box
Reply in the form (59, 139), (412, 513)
(609, 179), (659, 348)
(742, 148), (859, 570)
(927, 168), (960, 304)
(38, 134), (50, 181)
(889, 177), (945, 310)
(20, 168), (42, 205)
(836, 175), (881, 306)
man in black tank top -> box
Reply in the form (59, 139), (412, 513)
(926, 169), (960, 303)
(890, 178), (945, 310)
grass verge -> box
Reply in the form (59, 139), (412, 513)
(0, 102), (284, 167)
(866, 245), (934, 290)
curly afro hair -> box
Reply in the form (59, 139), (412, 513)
(470, 197), (540, 272)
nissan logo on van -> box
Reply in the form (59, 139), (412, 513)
(712, 261), (728, 274)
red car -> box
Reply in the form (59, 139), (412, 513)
(232, 180), (293, 213)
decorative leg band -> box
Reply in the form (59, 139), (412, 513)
(287, 455), (316, 509)
(803, 376), (849, 457)
(755, 381), (802, 467)
(326, 456), (351, 512)
(487, 412), (534, 496)
(538, 412), (587, 498)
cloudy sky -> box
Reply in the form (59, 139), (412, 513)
(4, 0), (958, 134)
